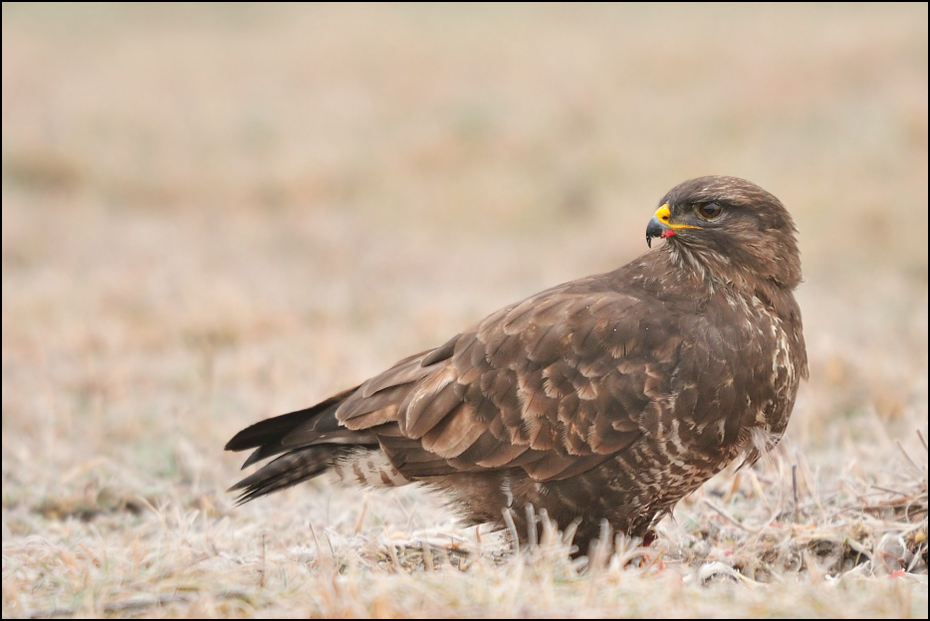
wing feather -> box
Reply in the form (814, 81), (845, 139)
(314, 280), (664, 483)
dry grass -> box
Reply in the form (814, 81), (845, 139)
(2, 4), (927, 618)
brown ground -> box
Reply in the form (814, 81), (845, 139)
(2, 4), (927, 618)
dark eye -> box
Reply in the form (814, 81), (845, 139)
(695, 202), (722, 220)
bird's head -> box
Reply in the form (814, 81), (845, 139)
(646, 176), (802, 291)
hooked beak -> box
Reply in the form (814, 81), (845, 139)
(646, 204), (674, 248)
(646, 214), (671, 248)
(645, 203), (700, 248)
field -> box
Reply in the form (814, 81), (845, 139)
(2, 4), (927, 617)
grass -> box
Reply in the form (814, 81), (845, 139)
(2, 3), (927, 617)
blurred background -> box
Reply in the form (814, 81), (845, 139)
(2, 4), (927, 531)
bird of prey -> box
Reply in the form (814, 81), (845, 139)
(225, 175), (807, 554)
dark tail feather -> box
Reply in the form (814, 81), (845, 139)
(225, 386), (379, 503)
(228, 445), (352, 504)
(224, 387), (357, 453)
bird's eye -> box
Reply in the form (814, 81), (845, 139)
(695, 202), (722, 220)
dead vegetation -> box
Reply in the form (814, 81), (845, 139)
(2, 3), (927, 618)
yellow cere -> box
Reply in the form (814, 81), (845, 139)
(655, 204), (701, 230)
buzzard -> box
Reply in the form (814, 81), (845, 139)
(225, 176), (807, 553)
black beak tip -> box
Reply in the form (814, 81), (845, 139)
(645, 215), (670, 248)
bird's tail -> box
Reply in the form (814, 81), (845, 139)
(225, 387), (382, 503)
(227, 444), (357, 504)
